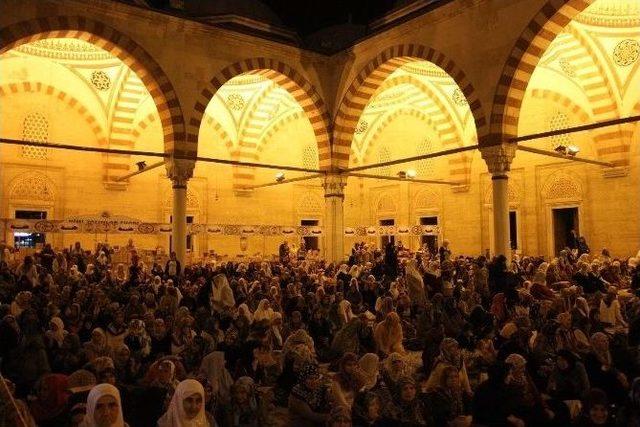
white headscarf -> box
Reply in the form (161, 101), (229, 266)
(253, 299), (275, 323)
(157, 379), (209, 427)
(338, 300), (355, 325)
(199, 351), (233, 403)
(48, 316), (67, 346)
(237, 303), (253, 324)
(211, 274), (235, 309)
(80, 383), (125, 427)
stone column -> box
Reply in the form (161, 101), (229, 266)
(166, 157), (193, 267)
(323, 174), (347, 263)
(172, 176), (188, 266)
(481, 144), (516, 263)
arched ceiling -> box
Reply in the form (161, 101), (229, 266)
(350, 60), (475, 167)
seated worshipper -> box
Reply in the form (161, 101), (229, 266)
(357, 353), (380, 392)
(426, 338), (471, 395)
(82, 383), (128, 427)
(211, 274), (235, 313)
(583, 332), (628, 404)
(555, 312), (591, 353)
(404, 258), (427, 307)
(374, 312), (404, 356)
(84, 328), (112, 362)
(423, 365), (472, 427)
(381, 352), (408, 393)
(351, 391), (393, 427)
(330, 352), (364, 409)
(199, 351), (234, 408)
(338, 300), (356, 328)
(288, 363), (332, 427)
(575, 388), (614, 427)
(384, 376), (426, 425)
(28, 373), (70, 427)
(157, 379), (212, 427)
(504, 353), (548, 426)
(547, 349), (590, 402)
(599, 287), (627, 333)
(220, 377), (262, 427)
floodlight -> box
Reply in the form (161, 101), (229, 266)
(553, 145), (567, 155)
(275, 172), (285, 182)
(406, 169), (417, 179)
(397, 171), (407, 179)
(136, 161), (147, 171)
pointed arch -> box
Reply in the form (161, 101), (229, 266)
(190, 58), (332, 169)
(333, 44), (488, 169)
(488, 0), (595, 142)
(0, 17), (187, 157)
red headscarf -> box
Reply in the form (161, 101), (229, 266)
(29, 373), (70, 422)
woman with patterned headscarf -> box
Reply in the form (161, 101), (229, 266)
(426, 338), (471, 394)
(330, 352), (364, 409)
(385, 376), (426, 425)
(288, 363), (331, 427)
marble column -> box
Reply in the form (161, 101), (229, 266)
(481, 143), (516, 263)
(323, 174), (347, 263)
(172, 176), (188, 266)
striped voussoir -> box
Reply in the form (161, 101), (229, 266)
(489, 0), (594, 143)
(189, 59), (332, 171)
(333, 43), (488, 169)
(0, 16), (187, 156)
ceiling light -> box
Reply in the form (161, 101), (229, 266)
(567, 145), (580, 156)
(136, 161), (147, 171)
(406, 169), (417, 179)
(553, 145), (567, 155)
(275, 172), (285, 182)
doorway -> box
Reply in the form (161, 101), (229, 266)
(420, 216), (438, 255)
(14, 210), (47, 248)
(509, 211), (518, 250)
(379, 218), (395, 248)
(169, 215), (195, 253)
(552, 207), (579, 255)
(301, 219), (319, 250)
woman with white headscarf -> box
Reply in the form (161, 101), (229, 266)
(81, 383), (127, 427)
(199, 352), (234, 406)
(46, 316), (67, 347)
(237, 304), (253, 324)
(253, 299), (275, 323)
(404, 259), (426, 306)
(211, 274), (235, 312)
(338, 300), (355, 326)
(157, 379), (211, 427)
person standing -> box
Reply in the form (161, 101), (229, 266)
(439, 240), (451, 264)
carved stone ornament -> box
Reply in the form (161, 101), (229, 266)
(480, 143), (517, 175)
(323, 174), (347, 198)
(166, 158), (194, 187)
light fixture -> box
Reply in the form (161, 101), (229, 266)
(136, 161), (147, 171)
(406, 169), (417, 179)
(553, 145), (567, 155)
(397, 171), (407, 179)
(275, 172), (285, 182)
(567, 145), (580, 156)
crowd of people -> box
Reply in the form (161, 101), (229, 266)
(1, 237), (640, 427)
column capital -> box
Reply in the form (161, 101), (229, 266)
(323, 174), (347, 198)
(166, 158), (193, 188)
(480, 143), (517, 176)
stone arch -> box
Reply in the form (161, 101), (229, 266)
(413, 187), (440, 212)
(0, 82), (108, 145)
(333, 43), (488, 169)
(375, 192), (397, 215)
(9, 171), (56, 202)
(529, 89), (591, 123)
(190, 59), (331, 169)
(542, 171), (583, 200)
(489, 0), (595, 142)
(0, 17), (187, 157)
